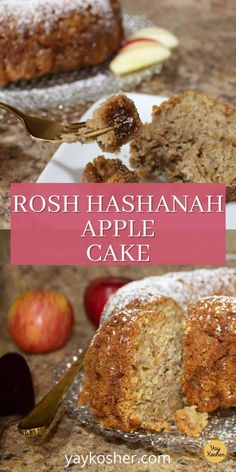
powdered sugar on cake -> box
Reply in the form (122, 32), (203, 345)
(199, 295), (236, 313)
(102, 268), (236, 322)
(187, 295), (236, 336)
(0, 0), (114, 33)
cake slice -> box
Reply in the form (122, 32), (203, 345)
(183, 296), (236, 412)
(79, 296), (184, 432)
(82, 156), (139, 183)
(83, 93), (142, 152)
(130, 91), (236, 201)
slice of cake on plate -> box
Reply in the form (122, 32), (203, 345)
(130, 91), (236, 201)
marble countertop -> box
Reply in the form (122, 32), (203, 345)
(1, 263), (236, 471)
(0, 0), (236, 228)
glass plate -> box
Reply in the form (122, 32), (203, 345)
(0, 14), (162, 110)
(53, 350), (236, 455)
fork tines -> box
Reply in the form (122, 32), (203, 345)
(62, 124), (114, 139)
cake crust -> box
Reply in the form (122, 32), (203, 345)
(79, 303), (144, 431)
(183, 296), (236, 412)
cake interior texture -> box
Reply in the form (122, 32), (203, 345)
(85, 94), (142, 152)
(183, 296), (236, 413)
(79, 297), (184, 432)
(130, 91), (236, 200)
(82, 156), (139, 183)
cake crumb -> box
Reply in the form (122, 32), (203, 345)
(175, 406), (208, 437)
(82, 156), (139, 183)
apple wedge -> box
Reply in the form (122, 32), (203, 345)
(110, 40), (171, 76)
(131, 27), (179, 49)
(120, 38), (157, 52)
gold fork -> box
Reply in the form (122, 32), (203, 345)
(18, 350), (85, 436)
(0, 102), (113, 143)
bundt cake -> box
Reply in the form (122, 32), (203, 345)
(183, 295), (236, 412)
(82, 156), (140, 183)
(79, 268), (236, 435)
(130, 91), (236, 201)
(0, 0), (123, 85)
(83, 93), (142, 152)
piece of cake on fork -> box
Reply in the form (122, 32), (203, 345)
(83, 93), (142, 152)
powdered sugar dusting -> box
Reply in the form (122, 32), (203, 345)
(102, 268), (236, 323)
(187, 294), (236, 336)
(198, 295), (236, 312)
(0, 0), (113, 33)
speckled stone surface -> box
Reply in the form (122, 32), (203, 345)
(1, 263), (236, 471)
(1, 0), (236, 228)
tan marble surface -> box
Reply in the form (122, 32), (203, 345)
(1, 262), (236, 471)
(1, 0), (236, 228)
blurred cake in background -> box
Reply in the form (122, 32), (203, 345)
(0, 0), (123, 85)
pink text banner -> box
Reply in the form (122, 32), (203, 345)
(11, 183), (225, 265)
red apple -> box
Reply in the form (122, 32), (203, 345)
(8, 291), (74, 353)
(84, 277), (132, 327)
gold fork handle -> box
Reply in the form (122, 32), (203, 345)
(18, 350), (85, 436)
(0, 101), (27, 121)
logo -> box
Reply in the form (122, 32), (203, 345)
(204, 439), (228, 463)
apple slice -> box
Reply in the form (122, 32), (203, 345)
(120, 38), (157, 52)
(110, 40), (171, 76)
(131, 27), (179, 49)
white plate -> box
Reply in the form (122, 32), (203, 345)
(37, 92), (236, 229)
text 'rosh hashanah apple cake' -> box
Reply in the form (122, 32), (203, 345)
(79, 268), (236, 436)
